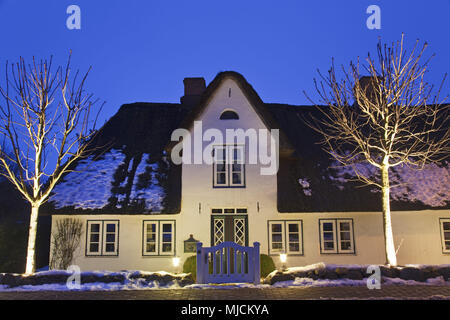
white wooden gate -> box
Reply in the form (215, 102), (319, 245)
(196, 241), (260, 284)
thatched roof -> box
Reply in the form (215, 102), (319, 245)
(46, 72), (449, 215)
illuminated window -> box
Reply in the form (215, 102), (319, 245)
(319, 219), (355, 254)
(86, 220), (119, 256)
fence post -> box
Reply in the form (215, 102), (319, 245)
(253, 242), (260, 285)
(196, 242), (204, 284)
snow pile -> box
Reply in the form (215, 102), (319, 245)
(0, 270), (193, 292)
(51, 149), (126, 209)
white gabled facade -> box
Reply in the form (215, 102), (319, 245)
(50, 74), (450, 272)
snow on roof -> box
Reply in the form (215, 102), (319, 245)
(50, 149), (165, 212)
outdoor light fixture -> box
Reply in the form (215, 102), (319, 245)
(279, 251), (287, 271)
(172, 257), (180, 268)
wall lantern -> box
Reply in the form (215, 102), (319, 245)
(279, 251), (287, 271)
(172, 256), (180, 268)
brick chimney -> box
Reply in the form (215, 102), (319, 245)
(180, 77), (206, 106)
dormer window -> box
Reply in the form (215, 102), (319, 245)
(220, 110), (239, 120)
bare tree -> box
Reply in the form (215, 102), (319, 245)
(0, 53), (102, 274)
(50, 218), (83, 270)
(306, 34), (449, 266)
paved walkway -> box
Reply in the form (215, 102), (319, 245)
(0, 285), (449, 300)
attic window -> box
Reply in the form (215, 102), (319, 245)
(220, 110), (239, 120)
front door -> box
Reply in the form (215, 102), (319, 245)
(211, 215), (248, 246)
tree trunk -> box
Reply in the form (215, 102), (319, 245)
(381, 161), (397, 266)
(25, 204), (39, 274)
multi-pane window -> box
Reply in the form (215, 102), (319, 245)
(268, 221), (303, 255)
(143, 221), (175, 256)
(319, 219), (355, 254)
(440, 218), (450, 253)
(86, 220), (119, 256)
(213, 145), (245, 187)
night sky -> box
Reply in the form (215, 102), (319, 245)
(0, 0), (449, 126)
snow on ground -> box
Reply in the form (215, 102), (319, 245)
(1, 264), (450, 292)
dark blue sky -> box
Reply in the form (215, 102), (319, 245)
(1, 0), (449, 125)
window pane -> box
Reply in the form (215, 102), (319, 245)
(215, 148), (225, 161)
(232, 173), (242, 184)
(146, 243), (156, 252)
(216, 163), (226, 172)
(233, 148), (241, 161)
(90, 234), (99, 242)
(147, 224), (156, 232)
(324, 242), (334, 250)
(217, 173), (226, 184)
(147, 233), (156, 241)
(106, 224), (116, 232)
(272, 224), (282, 233)
(340, 232), (350, 241)
(89, 243), (99, 252)
(272, 243), (282, 250)
(105, 243), (115, 252)
(224, 208), (235, 214)
(232, 163), (241, 172)
(446, 241), (450, 250)
(289, 243), (300, 252)
(106, 233), (115, 242)
(339, 222), (350, 231)
(91, 224), (100, 232)
(323, 222), (333, 232)
(272, 234), (282, 242)
(289, 233), (299, 242)
(323, 232), (334, 241)
(162, 233), (172, 242)
(162, 243), (172, 252)
(236, 208), (247, 213)
(443, 222), (450, 230)
(341, 241), (351, 250)
(288, 224), (299, 233)
(444, 231), (450, 241)
(162, 224), (172, 233)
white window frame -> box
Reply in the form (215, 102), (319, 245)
(440, 218), (450, 254)
(268, 220), (303, 255)
(102, 221), (119, 256)
(142, 220), (175, 256)
(286, 221), (303, 255)
(86, 220), (119, 256)
(160, 221), (175, 256)
(143, 221), (159, 256)
(213, 145), (245, 187)
(337, 219), (354, 254)
(319, 219), (355, 254)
